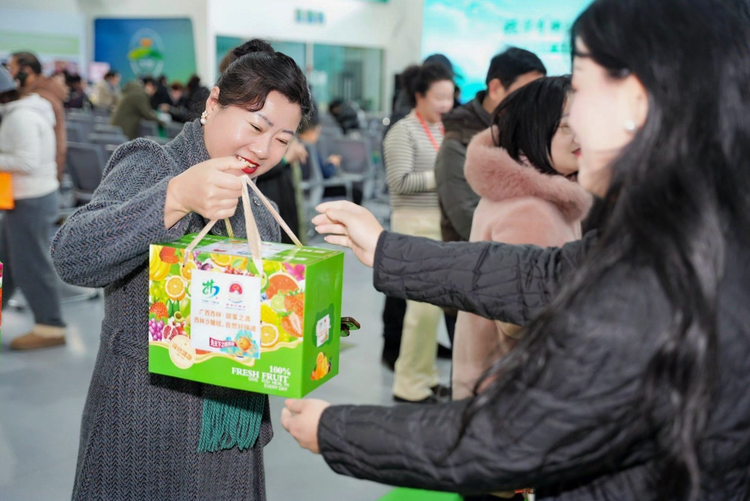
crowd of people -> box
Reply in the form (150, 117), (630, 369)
(1, 0), (749, 499)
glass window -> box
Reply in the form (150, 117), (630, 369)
(312, 44), (383, 112)
(215, 36), (306, 74)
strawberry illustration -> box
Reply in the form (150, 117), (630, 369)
(283, 292), (305, 318)
(281, 312), (303, 338)
(149, 301), (169, 319)
(159, 247), (180, 264)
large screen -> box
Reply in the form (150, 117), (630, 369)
(421, 0), (592, 102)
(94, 18), (197, 84)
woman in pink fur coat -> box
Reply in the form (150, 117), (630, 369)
(453, 76), (593, 401)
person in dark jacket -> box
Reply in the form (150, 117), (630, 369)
(150, 74), (172, 110)
(110, 76), (164, 139)
(183, 74), (210, 122)
(282, 1), (750, 500)
(64, 73), (92, 110)
(436, 48), (546, 243)
(255, 138), (306, 245)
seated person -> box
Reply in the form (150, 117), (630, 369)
(111, 76), (164, 139)
(64, 74), (92, 110)
(298, 116), (363, 205)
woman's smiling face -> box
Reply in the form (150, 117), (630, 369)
(202, 87), (303, 178)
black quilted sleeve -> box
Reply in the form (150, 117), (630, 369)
(372, 231), (595, 325)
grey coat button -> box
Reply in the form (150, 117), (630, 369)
(212, 226), (222, 235)
(253, 198), (261, 206)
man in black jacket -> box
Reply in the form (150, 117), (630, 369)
(436, 48), (546, 243)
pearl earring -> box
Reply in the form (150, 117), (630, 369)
(624, 119), (637, 133)
(200, 111), (208, 125)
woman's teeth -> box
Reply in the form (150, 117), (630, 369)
(236, 155), (258, 173)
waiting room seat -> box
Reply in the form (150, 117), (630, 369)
(138, 120), (160, 138)
(66, 142), (105, 205)
(331, 137), (377, 200)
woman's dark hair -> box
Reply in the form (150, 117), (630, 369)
(298, 110), (320, 134)
(215, 39), (313, 126)
(11, 51), (42, 75)
(460, 1), (750, 500)
(104, 70), (118, 80)
(400, 62), (454, 107)
(486, 47), (547, 89)
(141, 76), (156, 87)
(491, 75), (571, 176)
(186, 75), (202, 93)
(0, 89), (20, 104)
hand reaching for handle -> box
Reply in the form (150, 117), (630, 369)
(312, 201), (384, 268)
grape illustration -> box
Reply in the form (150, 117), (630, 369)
(149, 319), (164, 341)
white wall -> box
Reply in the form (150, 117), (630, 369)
(207, 0), (424, 110)
(0, 0), (425, 111)
(0, 6), (86, 71)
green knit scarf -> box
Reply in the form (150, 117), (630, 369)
(197, 392), (265, 453)
(196, 220), (265, 453)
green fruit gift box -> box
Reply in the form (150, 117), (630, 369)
(148, 234), (344, 398)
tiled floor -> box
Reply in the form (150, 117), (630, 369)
(0, 208), (453, 501)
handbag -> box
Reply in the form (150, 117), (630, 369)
(0, 172), (14, 210)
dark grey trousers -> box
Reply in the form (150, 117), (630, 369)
(0, 191), (65, 327)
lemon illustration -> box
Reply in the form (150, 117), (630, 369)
(166, 276), (187, 301)
(210, 253), (232, 267)
(261, 324), (280, 348)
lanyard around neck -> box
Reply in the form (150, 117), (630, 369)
(415, 111), (444, 152)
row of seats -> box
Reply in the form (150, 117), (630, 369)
(62, 110), (388, 234)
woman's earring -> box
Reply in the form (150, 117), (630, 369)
(200, 111), (208, 125)
(624, 119), (637, 133)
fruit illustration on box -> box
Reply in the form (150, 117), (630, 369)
(235, 330), (259, 357)
(311, 352), (332, 381)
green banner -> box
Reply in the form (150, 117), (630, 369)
(0, 31), (79, 56)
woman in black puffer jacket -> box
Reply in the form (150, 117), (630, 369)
(281, 1), (750, 500)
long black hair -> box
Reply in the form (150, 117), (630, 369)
(461, 1), (750, 499)
(492, 75), (571, 176)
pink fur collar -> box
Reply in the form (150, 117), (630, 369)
(465, 128), (593, 222)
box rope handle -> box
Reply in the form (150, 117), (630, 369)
(183, 175), (302, 269)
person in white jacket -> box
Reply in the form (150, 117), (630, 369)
(0, 66), (66, 349)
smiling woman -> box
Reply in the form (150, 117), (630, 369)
(165, 40), (313, 229)
(283, 0), (750, 499)
(51, 39), (312, 501)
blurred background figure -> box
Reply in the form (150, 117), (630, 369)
(383, 61), (454, 403)
(110, 76), (164, 139)
(0, 66), (67, 350)
(90, 70), (121, 109)
(6, 51), (67, 182)
(64, 73), (91, 110)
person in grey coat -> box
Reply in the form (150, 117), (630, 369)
(51, 40), (312, 500)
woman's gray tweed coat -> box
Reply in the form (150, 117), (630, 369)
(52, 120), (281, 500)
